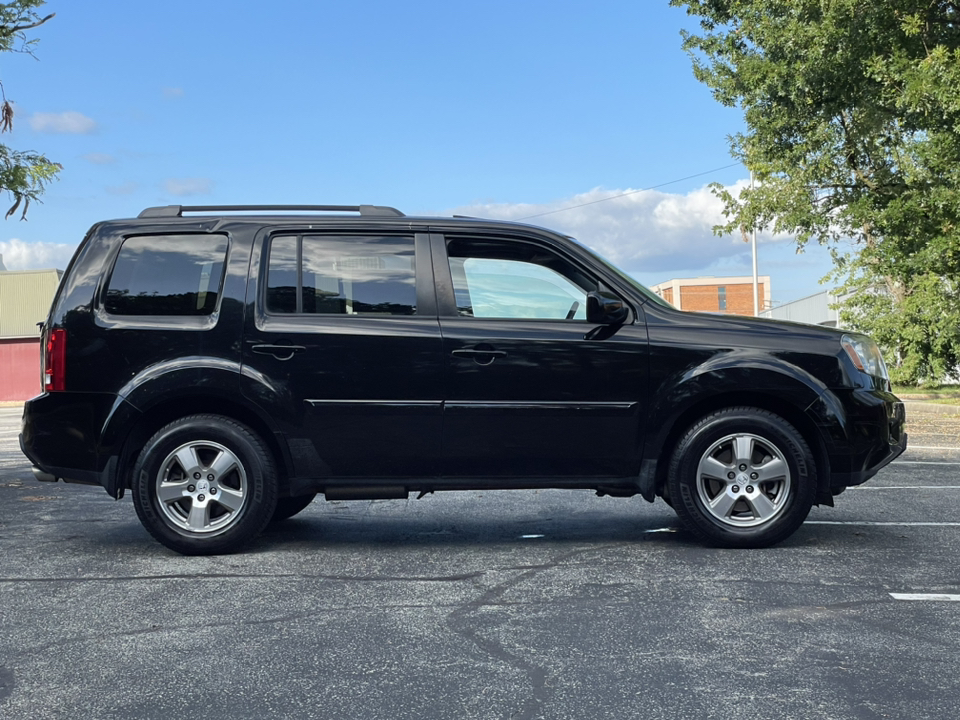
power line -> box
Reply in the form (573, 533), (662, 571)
(517, 162), (743, 220)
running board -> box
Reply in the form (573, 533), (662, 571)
(323, 486), (409, 501)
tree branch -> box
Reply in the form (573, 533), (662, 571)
(839, 112), (878, 191)
(0, 13), (55, 38)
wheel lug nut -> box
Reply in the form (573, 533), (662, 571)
(732, 485), (740, 493)
(727, 472), (736, 480)
(750, 472), (758, 480)
(198, 494), (205, 502)
(739, 464), (747, 471)
(210, 487), (217, 495)
(207, 474), (214, 481)
(194, 472), (201, 480)
(187, 485), (196, 493)
(746, 486), (754, 493)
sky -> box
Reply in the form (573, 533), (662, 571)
(0, 0), (839, 307)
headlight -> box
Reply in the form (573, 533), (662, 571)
(841, 334), (889, 381)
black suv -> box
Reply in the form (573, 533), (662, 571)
(19, 204), (906, 554)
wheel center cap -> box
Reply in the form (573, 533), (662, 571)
(197, 479), (210, 493)
(737, 474), (749, 484)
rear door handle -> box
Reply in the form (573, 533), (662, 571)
(451, 346), (507, 366)
(451, 349), (507, 357)
(252, 344), (306, 360)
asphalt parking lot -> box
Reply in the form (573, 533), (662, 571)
(2, 406), (960, 720)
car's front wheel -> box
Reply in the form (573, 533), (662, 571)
(132, 415), (278, 555)
(666, 407), (817, 548)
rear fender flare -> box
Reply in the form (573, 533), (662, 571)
(99, 357), (291, 496)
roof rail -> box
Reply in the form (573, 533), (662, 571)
(137, 204), (405, 218)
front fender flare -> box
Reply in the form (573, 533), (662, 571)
(640, 351), (844, 501)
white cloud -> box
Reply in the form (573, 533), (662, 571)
(29, 111), (97, 134)
(163, 87), (184, 98)
(106, 181), (138, 195)
(83, 152), (115, 165)
(164, 178), (212, 196)
(0, 238), (76, 271)
(451, 180), (790, 277)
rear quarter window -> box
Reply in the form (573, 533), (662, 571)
(104, 234), (228, 316)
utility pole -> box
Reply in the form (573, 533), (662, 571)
(751, 171), (759, 316)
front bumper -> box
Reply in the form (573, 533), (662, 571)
(834, 428), (907, 488)
(810, 389), (907, 490)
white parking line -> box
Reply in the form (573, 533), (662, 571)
(806, 521), (960, 526)
(853, 486), (960, 490)
(905, 446), (960, 451)
(893, 460), (960, 466)
(890, 593), (960, 601)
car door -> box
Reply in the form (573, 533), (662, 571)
(431, 231), (649, 479)
(241, 229), (444, 479)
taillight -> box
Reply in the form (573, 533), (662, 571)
(44, 328), (67, 392)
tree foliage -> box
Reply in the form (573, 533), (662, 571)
(0, 0), (58, 220)
(671, 0), (960, 385)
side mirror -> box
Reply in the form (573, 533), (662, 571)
(586, 291), (628, 325)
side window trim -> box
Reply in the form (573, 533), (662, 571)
(429, 233), (458, 317)
(414, 233), (438, 316)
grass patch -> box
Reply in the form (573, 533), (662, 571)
(894, 384), (960, 399)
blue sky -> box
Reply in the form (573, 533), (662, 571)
(0, 0), (837, 307)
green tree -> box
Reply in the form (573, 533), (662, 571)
(671, 0), (960, 385)
(0, 0), (58, 219)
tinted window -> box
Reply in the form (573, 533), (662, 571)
(266, 234), (416, 315)
(447, 238), (595, 320)
(105, 235), (228, 316)
(266, 235), (299, 314)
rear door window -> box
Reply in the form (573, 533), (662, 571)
(265, 234), (417, 316)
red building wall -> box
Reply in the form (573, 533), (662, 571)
(679, 282), (766, 315)
(0, 338), (41, 402)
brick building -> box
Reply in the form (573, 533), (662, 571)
(650, 276), (771, 316)
(0, 261), (62, 402)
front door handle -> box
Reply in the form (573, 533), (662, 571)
(252, 343), (306, 361)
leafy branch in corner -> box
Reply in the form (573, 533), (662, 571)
(0, 1), (60, 220)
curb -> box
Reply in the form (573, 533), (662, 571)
(903, 401), (960, 416)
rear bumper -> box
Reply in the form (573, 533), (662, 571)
(20, 391), (137, 497)
(19, 432), (112, 487)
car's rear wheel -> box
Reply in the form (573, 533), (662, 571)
(270, 493), (317, 522)
(666, 407), (816, 548)
(132, 415), (277, 555)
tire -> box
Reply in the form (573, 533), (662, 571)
(666, 407), (816, 549)
(270, 493), (317, 523)
(132, 415), (278, 555)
